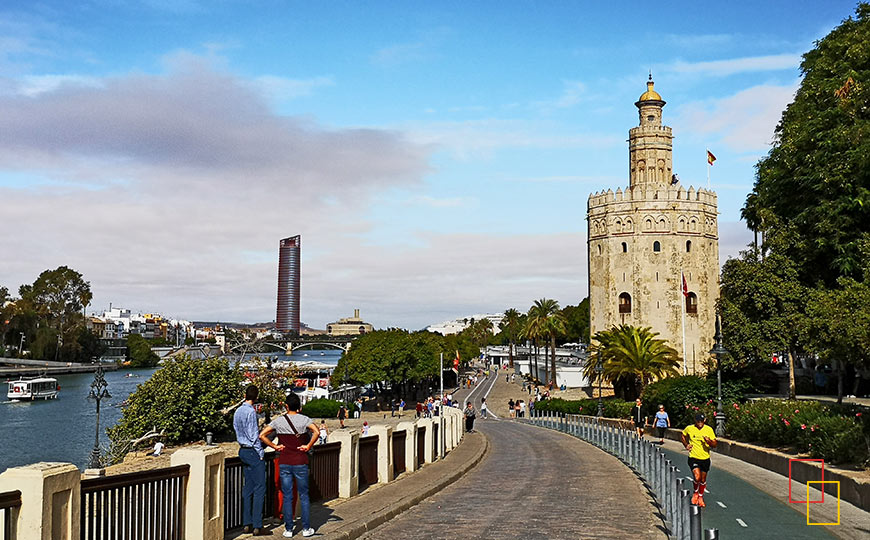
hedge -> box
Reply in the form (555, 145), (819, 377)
(641, 376), (752, 427)
(301, 398), (343, 419)
(534, 398), (633, 419)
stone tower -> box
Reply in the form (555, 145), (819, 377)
(587, 77), (719, 375)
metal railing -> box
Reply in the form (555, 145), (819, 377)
(80, 464), (189, 540)
(224, 452), (280, 531)
(358, 435), (379, 489)
(529, 410), (720, 540)
(392, 430), (407, 477)
(416, 427), (426, 467)
(0, 490), (21, 540)
(309, 442), (341, 502)
(432, 422), (439, 460)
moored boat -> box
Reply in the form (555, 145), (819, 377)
(7, 377), (59, 400)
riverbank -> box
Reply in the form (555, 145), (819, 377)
(0, 357), (119, 377)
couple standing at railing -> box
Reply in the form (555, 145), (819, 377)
(233, 384), (320, 538)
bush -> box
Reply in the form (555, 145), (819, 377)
(301, 398), (342, 419)
(534, 397), (633, 418)
(642, 376), (751, 427)
(108, 355), (244, 461)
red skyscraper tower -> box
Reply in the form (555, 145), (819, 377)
(276, 235), (300, 334)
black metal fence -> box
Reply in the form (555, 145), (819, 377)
(392, 430), (406, 477)
(224, 452), (280, 531)
(80, 465), (189, 540)
(0, 490), (21, 540)
(358, 435), (379, 489)
(309, 442), (341, 502)
(417, 427), (426, 467)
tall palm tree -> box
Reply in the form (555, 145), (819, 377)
(584, 325), (680, 399)
(500, 308), (521, 368)
(521, 306), (546, 384)
(532, 298), (566, 387)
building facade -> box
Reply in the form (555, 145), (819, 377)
(326, 309), (373, 336)
(276, 235), (301, 335)
(587, 77), (719, 375)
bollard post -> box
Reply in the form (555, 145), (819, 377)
(674, 476), (684, 539)
(689, 504), (702, 540)
(680, 489), (690, 540)
(704, 529), (719, 540)
(663, 459), (671, 517)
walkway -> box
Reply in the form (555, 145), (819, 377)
(359, 373), (666, 539)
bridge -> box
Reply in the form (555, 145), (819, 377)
(272, 334), (357, 353)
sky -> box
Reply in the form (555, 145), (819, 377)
(0, 1), (860, 330)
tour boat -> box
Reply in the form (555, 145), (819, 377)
(6, 377), (59, 401)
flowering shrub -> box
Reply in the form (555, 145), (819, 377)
(642, 376), (751, 427)
(534, 397), (633, 419)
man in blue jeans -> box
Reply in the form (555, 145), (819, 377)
(260, 392), (320, 538)
(233, 385), (268, 535)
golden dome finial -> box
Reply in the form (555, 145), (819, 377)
(638, 74), (663, 103)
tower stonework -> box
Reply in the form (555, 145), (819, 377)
(587, 78), (719, 375)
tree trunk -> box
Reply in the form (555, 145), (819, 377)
(533, 341), (539, 384)
(550, 333), (557, 387)
(837, 361), (844, 405)
(543, 342), (549, 386)
(509, 340), (514, 368)
(787, 348), (796, 399)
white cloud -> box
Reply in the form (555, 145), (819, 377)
(672, 82), (799, 152)
(250, 75), (334, 102)
(13, 74), (103, 96)
(664, 53), (802, 77)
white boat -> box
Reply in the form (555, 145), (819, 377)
(6, 377), (59, 400)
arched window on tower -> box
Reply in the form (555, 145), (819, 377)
(622, 242), (628, 253)
(686, 292), (698, 314)
(618, 293), (632, 314)
(598, 244), (602, 255)
(686, 240), (692, 252)
(653, 241), (661, 252)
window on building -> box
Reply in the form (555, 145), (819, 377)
(598, 244), (602, 255)
(359, 326), (367, 334)
(653, 241), (661, 252)
(618, 293), (632, 314)
(686, 240), (692, 252)
(686, 292), (698, 314)
(622, 242), (627, 253)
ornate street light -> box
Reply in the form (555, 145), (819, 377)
(596, 361), (604, 418)
(709, 312), (728, 438)
(87, 363), (111, 469)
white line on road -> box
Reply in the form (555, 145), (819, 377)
(736, 518), (748, 528)
(716, 501), (727, 508)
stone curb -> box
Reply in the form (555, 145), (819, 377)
(321, 432), (490, 540)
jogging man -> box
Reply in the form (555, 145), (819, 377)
(681, 413), (718, 508)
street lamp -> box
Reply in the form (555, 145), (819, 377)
(596, 361), (604, 418)
(709, 312), (728, 438)
(87, 362), (111, 469)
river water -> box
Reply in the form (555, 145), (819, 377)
(0, 349), (343, 473)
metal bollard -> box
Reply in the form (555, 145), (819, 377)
(674, 474), (684, 539)
(704, 530), (719, 540)
(663, 459), (672, 515)
(680, 489), (691, 540)
(689, 504), (702, 540)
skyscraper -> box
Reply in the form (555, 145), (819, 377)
(276, 235), (300, 335)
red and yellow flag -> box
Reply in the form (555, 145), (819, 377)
(707, 150), (717, 166)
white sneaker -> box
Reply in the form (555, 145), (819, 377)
(302, 528), (315, 537)
(283, 529), (293, 538)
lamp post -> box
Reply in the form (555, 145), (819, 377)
(87, 362), (111, 469)
(709, 312), (728, 438)
(596, 361), (604, 418)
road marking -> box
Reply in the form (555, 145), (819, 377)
(736, 518), (748, 528)
(716, 501), (727, 508)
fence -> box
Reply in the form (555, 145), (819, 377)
(309, 442), (341, 501)
(358, 435), (379, 490)
(392, 430), (406, 477)
(432, 423), (439, 460)
(529, 410), (719, 540)
(417, 426), (427, 467)
(0, 490), (20, 540)
(80, 464), (189, 540)
(224, 452), (280, 531)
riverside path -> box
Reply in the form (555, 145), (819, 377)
(359, 371), (667, 540)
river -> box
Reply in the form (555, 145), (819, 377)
(0, 349), (343, 473)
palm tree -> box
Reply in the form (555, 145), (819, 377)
(584, 325), (680, 399)
(531, 298), (566, 387)
(521, 307), (545, 384)
(500, 308), (521, 368)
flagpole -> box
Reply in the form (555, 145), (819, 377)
(680, 269), (687, 375)
(706, 148), (711, 190)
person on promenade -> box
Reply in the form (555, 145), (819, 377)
(518, 399), (525, 418)
(260, 392), (320, 538)
(416, 401), (423, 418)
(681, 413), (717, 508)
(480, 397), (489, 419)
(464, 401), (477, 432)
(319, 420), (328, 444)
(654, 404), (670, 444)
(151, 437), (164, 457)
(337, 404), (347, 428)
(399, 398), (405, 417)
(631, 398), (645, 438)
(233, 384), (268, 536)
(508, 399), (515, 418)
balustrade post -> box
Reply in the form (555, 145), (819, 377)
(331, 429), (360, 498)
(171, 445), (225, 540)
(0, 462), (80, 540)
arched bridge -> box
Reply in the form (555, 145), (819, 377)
(274, 335), (358, 353)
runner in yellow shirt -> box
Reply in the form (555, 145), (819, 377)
(681, 413), (717, 508)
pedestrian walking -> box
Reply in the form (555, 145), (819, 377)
(319, 419), (328, 444)
(508, 399), (515, 418)
(630, 398), (645, 438)
(654, 404), (670, 444)
(337, 404), (347, 428)
(518, 400), (525, 418)
(464, 401), (477, 432)
(399, 398), (405, 417)
(480, 398), (489, 419)
(260, 392), (319, 538)
(391, 399), (397, 417)
(681, 413), (717, 508)
(233, 384), (268, 536)
(416, 401), (423, 418)
(362, 421), (370, 436)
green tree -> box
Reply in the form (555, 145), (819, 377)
(560, 298), (590, 344)
(127, 333), (160, 368)
(499, 308), (522, 367)
(585, 325), (680, 400)
(746, 4), (870, 286)
(0, 286), (13, 355)
(521, 304), (546, 384)
(107, 355), (244, 460)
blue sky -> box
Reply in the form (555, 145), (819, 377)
(0, 1), (860, 329)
